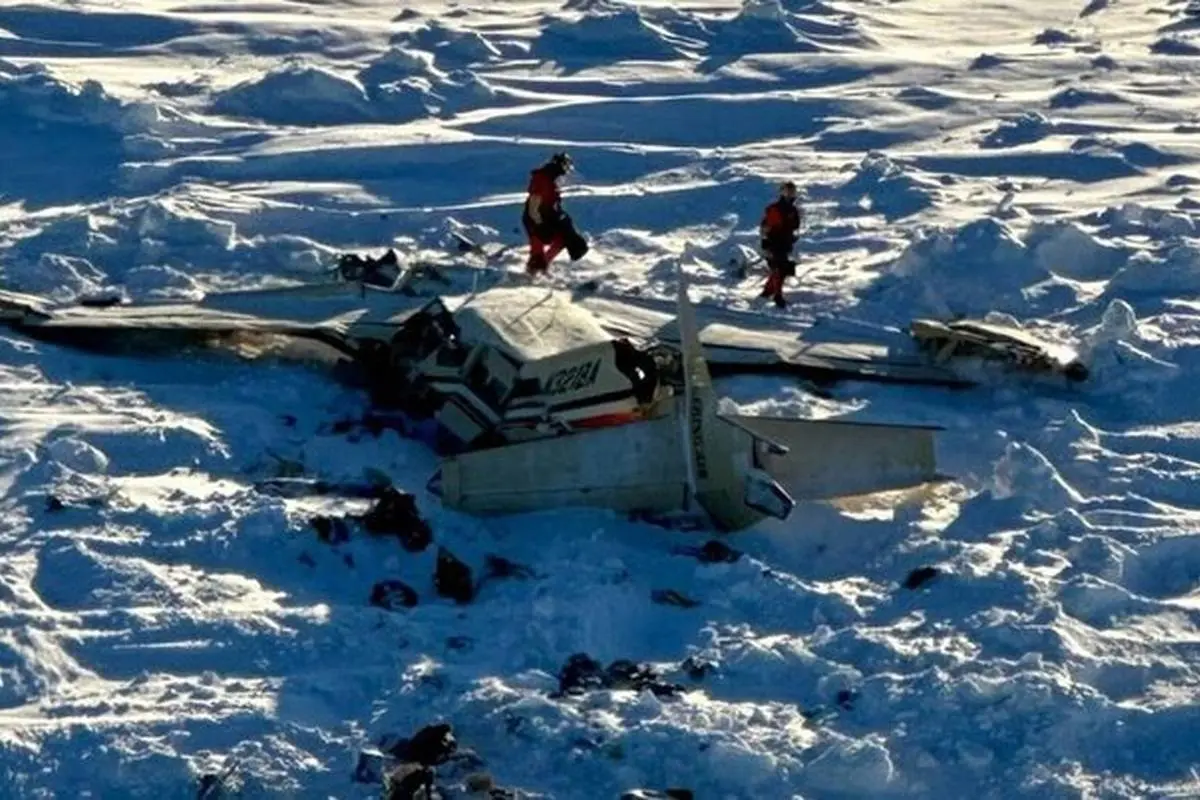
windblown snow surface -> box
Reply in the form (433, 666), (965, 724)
(2, 0), (1200, 797)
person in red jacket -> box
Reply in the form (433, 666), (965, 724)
(758, 180), (804, 308)
(523, 152), (574, 274)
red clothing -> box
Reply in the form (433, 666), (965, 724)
(759, 197), (801, 306)
(526, 231), (564, 274)
(527, 167), (561, 210)
(761, 199), (801, 244)
(523, 166), (566, 273)
(763, 270), (785, 294)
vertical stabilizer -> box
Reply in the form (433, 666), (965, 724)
(676, 270), (700, 511)
(675, 268), (739, 525)
(674, 268), (796, 530)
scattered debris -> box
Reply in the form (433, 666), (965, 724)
(361, 724), (531, 799)
(465, 772), (495, 793)
(910, 317), (1089, 382)
(651, 589), (700, 608)
(482, 553), (537, 580)
(322, 403), (440, 440)
(671, 539), (742, 564)
(256, 477), (388, 499)
(196, 757), (240, 799)
(836, 689), (857, 710)
(445, 635), (472, 651)
(196, 773), (223, 800)
(311, 515), (351, 544)
(556, 653), (607, 696)
(387, 723), (458, 766)
(467, 552), (543, 599)
(336, 247), (404, 287)
(370, 579), (419, 611)
(679, 655), (717, 681)
(903, 566), (940, 590)
(303, 485), (434, 552)
(42, 492), (107, 513)
(434, 547), (475, 604)
(266, 452), (306, 478)
(383, 762), (436, 800)
(631, 511), (711, 532)
(353, 748), (389, 785)
(554, 653), (685, 699)
(360, 487), (434, 552)
(606, 660), (678, 694)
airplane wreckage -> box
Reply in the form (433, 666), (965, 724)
(0, 247), (1090, 532)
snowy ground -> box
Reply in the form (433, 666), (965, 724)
(2, 0), (1200, 797)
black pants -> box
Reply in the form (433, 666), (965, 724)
(762, 243), (794, 299)
(764, 243), (795, 275)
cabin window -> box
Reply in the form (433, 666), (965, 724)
(510, 378), (540, 398)
(611, 339), (659, 404)
(436, 344), (469, 368)
(466, 360), (506, 410)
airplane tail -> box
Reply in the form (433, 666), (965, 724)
(675, 269), (714, 512)
(675, 268), (796, 529)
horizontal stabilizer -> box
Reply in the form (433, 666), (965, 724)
(724, 415), (943, 501)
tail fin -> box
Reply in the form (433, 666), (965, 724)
(675, 268), (797, 530)
(675, 268), (722, 515)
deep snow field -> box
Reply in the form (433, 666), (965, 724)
(2, 0), (1200, 797)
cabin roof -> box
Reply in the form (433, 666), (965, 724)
(450, 287), (614, 362)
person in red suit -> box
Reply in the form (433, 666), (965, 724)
(758, 181), (804, 308)
(522, 152), (574, 274)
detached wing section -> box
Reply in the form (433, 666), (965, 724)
(0, 283), (437, 354)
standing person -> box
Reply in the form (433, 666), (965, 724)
(758, 180), (803, 308)
(522, 152), (574, 274)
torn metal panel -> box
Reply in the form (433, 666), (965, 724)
(910, 317), (1089, 382)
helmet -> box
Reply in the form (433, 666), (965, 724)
(779, 180), (797, 199)
(549, 151), (574, 173)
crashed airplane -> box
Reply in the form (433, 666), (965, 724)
(429, 271), (948, 530)
(0, 253), (1086, 531)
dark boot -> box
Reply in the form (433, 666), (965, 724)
(761, 269), (781, 299)
(526, 252), (547, 274)
(543, 235), (566, 268)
